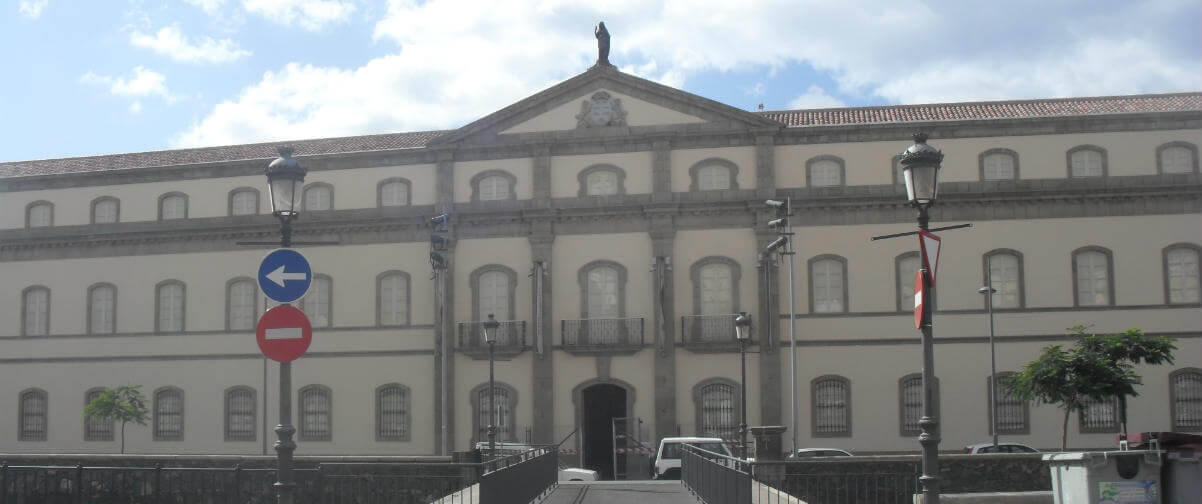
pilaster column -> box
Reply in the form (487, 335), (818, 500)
(433, 149), (457, 454)
(755, 227), (783, 426)
(529, 232), (555, 444)
(652, 139), (672, 202)
(532, 144), (552, 208)
(650, 221), (677, 443)
(755, 132), (777, 199)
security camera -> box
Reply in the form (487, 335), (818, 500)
(768, 218), (786, 228)
(429, 213), (449, 226)
(765, 200), (785, 208)
(764, 236), (788, 253)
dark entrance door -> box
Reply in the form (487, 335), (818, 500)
(582, 383), (626, 480)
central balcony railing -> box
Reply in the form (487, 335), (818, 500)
(680, 314), (749, 352)
(561, 318), (644, 354)
(457, 320), (527, 359)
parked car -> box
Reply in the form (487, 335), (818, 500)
(788, 448), (853, 458)
(964, 442), (1040, 454)
(473, 442), (598, 481)
(652, 437), (733, 480)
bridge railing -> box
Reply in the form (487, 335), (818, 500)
(681, 443), (752, 504)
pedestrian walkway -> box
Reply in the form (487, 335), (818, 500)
(539, 481), (698, 504)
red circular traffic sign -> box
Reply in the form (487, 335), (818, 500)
(256, 305), (312, 362)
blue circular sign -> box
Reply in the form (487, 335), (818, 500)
(258, 248), (313, 303)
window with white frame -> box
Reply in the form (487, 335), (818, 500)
(230, 189), (258, 216)
(303, 184), (333, 211)
(159, 193), (187, 220)
(1170, 368), (1202, 432)
(1079, 396), (1119, 433)
(156, 281), (185, 333)
(1166, 246), (1200, 304)
(982, 151), (1017, 180)
(896, 253), (920, 312)
(19, 388), (48, 441)
(697, 381), (737, 439)
(224, 387), (255, 441)
(812, 376), (851, 437)
(1074, 249), (1112, 306)
(299, 385), (332, 441)
(586, 265), (621, 318)
(477, 270), (510, 321)
(989, 373), (1028, 434)
(476, 385), (513, 441)
(22, 286), (50, 336)
(379, 179), (410, 207)
(810, 256), (846, 313)
(478, 175), (511, 201)
(376, 384), (410, 441)
(585, 169), (619, 196)
(92, 197), (119, 224)
(88, 283), (116, 334)
(1159, 145), (1196, 174)
(227, 279), (257, 330)
(153, 387), (184, 440)
(85, 388), (114, 441)
(986, 251), (1022, 309)
(26, 202), (53, 228)
(378, 272), (409, 326)
(698, 263), (735, 315)
(1069, 148), (1105, 177)
(302, 275), (332, 327)
(696, 164), (731, 190)
(808, 158), (843, 187)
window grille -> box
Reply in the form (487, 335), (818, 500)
(299, 386), (331, 441)
(989, 374), (1028, 434)
(23, 286), (50, 336)
(376, 384), (409, 441)
(477, 386), (512, 441)
(900, 376), (923, 436)
(84, 388), (114, 441)
(19, 389), (48, 441)
(154, 388), (184, 440)
(812, 376), (850, 437)
(1166, 247), (1200, 304)
(225, 387), (256, 441)
(698, 382), (737, 439)
(1171, 369), (1202, 432)
(1079, 396), (1120, 433)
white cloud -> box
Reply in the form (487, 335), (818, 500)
(184, 0), (229, 16)
(787, 85), (845, 109)
(18, 0), (48, 19)
(241, 0), (355, 31)
(130, 24), (251, 64)
(80, 67), (176, 104)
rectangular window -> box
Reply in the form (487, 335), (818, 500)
(225, 388), (256, 441)
(300, 387), (332, 441)
(811, 259), (845, 313)
(812, 377), (850, 437)
(987, 253), (1021, 308)
(1167, 248), (1200, 304)
(23, 287), (49, 336)
(1070, 150), (1103, 177)
(231, 191), (258, 215)
(228, 280), (257, 330)
(89, 285), (116, 334)
(302, 276), (331, 327)
(377, 385), (409, 441)
(157, 283), (184, 332)
(1075, 251), (1110, 306)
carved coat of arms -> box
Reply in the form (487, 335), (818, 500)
(576, 91), (628, 128)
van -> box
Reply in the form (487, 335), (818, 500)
(651, 437), (732, 479)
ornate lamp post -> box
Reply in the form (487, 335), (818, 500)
(483, 313), (500, 459)
(900, 133), (944, 504)
(979, 280), (999, 451)
(734, 312), (752, 458)
(264, 146), (306, 504)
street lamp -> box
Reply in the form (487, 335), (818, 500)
(900, 133), (944, 504)
(764, 198), (798, 453)
(265, 146), (306, 504)
(979, 277), (999, 451)
(734, 312), (752, 458)
(483, 313), (500, 459)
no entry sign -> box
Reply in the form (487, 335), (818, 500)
(256, 305), (312, 362)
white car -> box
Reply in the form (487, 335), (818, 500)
(652, 437), (733, 479)
(964, 442), (1040, 454)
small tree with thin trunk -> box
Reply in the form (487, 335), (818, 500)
(1006, 326), (1175, 451)
(83, 384), (150, 454)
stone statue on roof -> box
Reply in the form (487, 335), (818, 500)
(595, 22), (611, 67)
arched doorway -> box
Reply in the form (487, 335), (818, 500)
(580, 383), (627, 479)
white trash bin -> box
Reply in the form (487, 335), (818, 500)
(1043, 450), (1162, 504)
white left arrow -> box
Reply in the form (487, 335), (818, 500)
(266, 265), (308, 287)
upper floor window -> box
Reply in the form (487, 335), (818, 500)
(1068, 146), (1107, 178)
(1073, 247), (1113, 306)
(1079, 396), (1120, 433)
(376, 383), (411, 441)
(299, 385), (332, 441)
(580, 261), (625, 318)
(1165, 244), (1201, 304)
(224, 386), (256, 441)
(812, 375), (851, 437)
(472, 266), (515, 321)
(809, 255), (847, 313)
(155, 280), (185, 333)
(158, 192), (188, 220)
(898, 374), (939, 437)
(303, 183), (333, 211)
(26, 201), (53, 228)
(579, 164), (625, 197)
(227, 278), (258, 331)
(88, 282), (117, 334)
(22, 286), (50, 336)
(1170, 368), (1202, 432)
(153, 386), (184, 441)
(229, 188), (259, 216)
(695, 379), (739, 440)
(692, 257), (739, 315)
(1157, 142), (1198, 174)
(689, 158), (739, 191)
(377, 271), (410, 326)
(985, 250), (1024, 309)
(806, 156), (844, 187)
(302, 274), (332, 327)
(472, 170), (516, 202)
(91, 196), (120, 224)
(473, 382), (517, 442)
(378, 178), (412, 207)
(980, 149), (1018, 181)
(989, 372), (1029, 435)
(892, 155), (904, 186)
(85, 387), (114, 441)
(19, 388), (48, 441)
(895, 253), (920, 312)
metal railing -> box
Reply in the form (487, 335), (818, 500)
(682, 443), (752, 504)
(680, 314), (743, 345)
(457, 320), (527, 350)
(479, 447), (557, 504)
(561, 317), (644, 348)
(765, 464), (919, 504)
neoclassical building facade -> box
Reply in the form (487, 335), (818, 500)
(1, 66), (1199, 473)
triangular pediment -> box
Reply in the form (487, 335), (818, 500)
(429, 65), (781, 147)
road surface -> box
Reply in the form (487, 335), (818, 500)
(539, 481), (698, 504)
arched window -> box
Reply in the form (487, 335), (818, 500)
(302, 183), (333, 211)
(298, 385), (332, 441)
(1157, 142), (1198, 174)
(84, 387), (114, 441)
(1073, 247), (1113, 306)
(377, 271), (410, 326)
(153, 386), (184, 441)
(155, 280), (185, 333)
(472, 383), (517, 442)
(809, 255), (847, 313)
(158, 192), (188, 220)
(988, 372), (1029, 435)
(694, 379), (739, 440)
(471, 266), (515, 321)
(22, 285), (50, 336)
(302, 274), (332, 327)
(19, 388), (48, 441)
(1067, 146), (1106, 178)
(895, 253), (920, 312)
(806, 156), (844, 187)
(578, 165), (625, 197)
(979, 149), (1019, 180)
(471, 170), (516, 202)
(689, 158), (739, 191)
(812, 375), (851, 437)
(691, 257), (739, 316)
(376, 384), (411, 441)
(1170, 368), (1202, 432)
(580, 261), (625, 318)
(378, 178), (412, 207)
(1079, 396), (1120, 433)
(1164, 244), (1201, 304)
(87, 282), (117, 334)
(25, 201), (53, 228)
(224, 386), (256, 441)
(91, 196), (120, 224)
(898, 374), (939, 437)
(229, 188), (259, 216)
(226, 278), (258, 331)
(984, 250), (1024, 309)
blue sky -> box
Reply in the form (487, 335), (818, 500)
(3, 0), (1199, 162)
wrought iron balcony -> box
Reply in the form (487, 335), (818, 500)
(561, 318), (644, 355)
(680, 314), (752, 352)
(457, 320), (526, 359)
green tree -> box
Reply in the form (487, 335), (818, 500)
(1006, 326), (1175, 451)
(83, 384), (150, 454)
